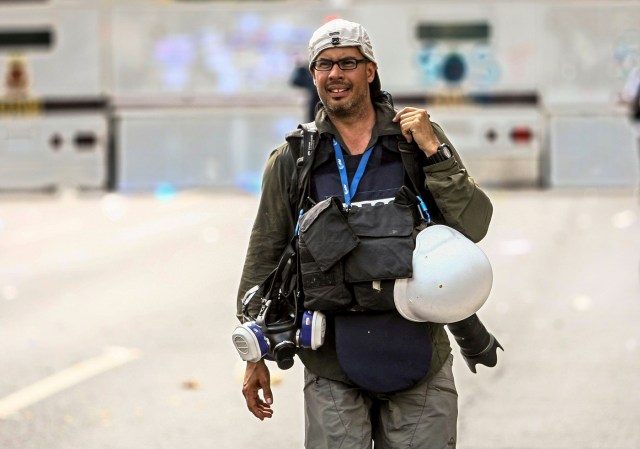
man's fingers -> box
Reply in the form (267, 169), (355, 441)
(397, 113), (420, 143)
(393, 106), (418, 122)
(249, 397), (273, 420)
(401, 127), (413, 143)
(262, 385), (274, 405)
(257, 401), (274, 419)
(393, 107), (440, 152)
(243, 378), (274, 420)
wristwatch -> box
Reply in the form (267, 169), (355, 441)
(425, 142), (453, 165)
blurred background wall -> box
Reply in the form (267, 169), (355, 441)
(0, 0), (639, 194)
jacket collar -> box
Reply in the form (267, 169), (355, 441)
(312, 98), (403, 166)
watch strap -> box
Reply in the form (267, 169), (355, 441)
(425, 143), (453, 165)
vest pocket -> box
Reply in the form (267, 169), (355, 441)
(344, 235), (414, 282)
(351, 280), (396, 311)
(299, 198), (417, 312)
(299, 197), (358, 270)
(344, 202), (415, 282)
(299, 197), (358, 310)
(344, 202), (416, 310)
(299, 243), (353, 310)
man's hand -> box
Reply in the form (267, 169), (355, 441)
(392, 107), (440, 156)
(242, 360), (274, 420)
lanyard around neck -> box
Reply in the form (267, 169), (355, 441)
(332, 138), (374, 208)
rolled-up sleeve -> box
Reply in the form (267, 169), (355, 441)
(423, 124), (493, 243)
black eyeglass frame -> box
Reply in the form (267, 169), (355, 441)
(311, 57), (368, 71)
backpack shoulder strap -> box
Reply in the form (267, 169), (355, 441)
(285, 121), (319, 213)
(285, 121), (317, 162)
(396, 138), (425, 197)
(396, 136), (444, 224)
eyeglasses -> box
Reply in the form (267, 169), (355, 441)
(311, 58), (368, 71)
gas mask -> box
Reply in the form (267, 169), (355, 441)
(232, 285), (326, 370)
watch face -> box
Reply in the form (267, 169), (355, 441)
(440, 144), (452, 158)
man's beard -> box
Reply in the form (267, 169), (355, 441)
(325, 98), (357, 117)
(321, 85), (369, 119)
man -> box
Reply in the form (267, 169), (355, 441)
(290, 57), (322, 122)
(237, 19), (494, 448)
(621, 65), (640, 160)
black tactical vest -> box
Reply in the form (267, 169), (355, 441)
(297, 136), (424, 312)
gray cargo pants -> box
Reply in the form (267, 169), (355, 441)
(303, 354), (457, 449)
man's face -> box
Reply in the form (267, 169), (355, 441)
(311, 47), (377, 118)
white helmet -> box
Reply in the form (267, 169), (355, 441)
(394, 225), (493, 323)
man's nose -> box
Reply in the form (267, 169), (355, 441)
(328, 64), (345, 78)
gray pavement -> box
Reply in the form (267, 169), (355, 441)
(0, 187), (638, 449)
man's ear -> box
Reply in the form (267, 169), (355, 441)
(367, 63), (377, 83)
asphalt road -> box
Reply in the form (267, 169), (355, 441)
(0, 187), (638, 449)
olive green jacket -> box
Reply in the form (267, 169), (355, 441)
(236, 98), (493, 383)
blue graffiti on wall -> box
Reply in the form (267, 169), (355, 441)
(417, 43), (501, 89)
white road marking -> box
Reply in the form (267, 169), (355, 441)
(0, 346), (141, 419)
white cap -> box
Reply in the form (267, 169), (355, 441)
(308, 19), (377, 67)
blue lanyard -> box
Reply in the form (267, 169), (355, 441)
(332, 138), (374, 208)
